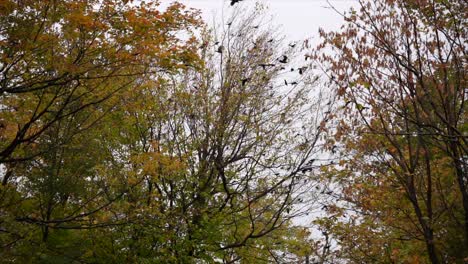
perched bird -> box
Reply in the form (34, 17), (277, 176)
(253, 25), (259, 29)
(278, 55), (288, 63)
(284, 79), (288, 85)
(216, 45), (224, 53)
(267, 39), (274, 43)
(289, 43), (296, 48)
(230, 0), (244, 6)
(227, 21), (232, 26)
(291, 81), (298, 85)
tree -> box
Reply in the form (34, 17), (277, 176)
(314, 0), (467, 262)
(1, 2), (328, 262)
(0, 0), (202, 261)
(0, 0), (201, 167)
(96, 6), (326, 262)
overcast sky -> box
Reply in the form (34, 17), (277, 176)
(172, 0), (358, 43)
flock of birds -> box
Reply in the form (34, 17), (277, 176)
(204, 0), (308, 87)
(214, 39), (310, 87)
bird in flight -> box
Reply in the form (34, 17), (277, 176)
(278, 55), (288, 63)
(258, 63), (275, 70)
(230, 0), (244, 6)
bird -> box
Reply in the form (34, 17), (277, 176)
(267, 39), (274, 43)
(284, 79), (288, 85)
(298, 66), (307, 75)
(291, 81), (298, 85)
(253, 25), (259, 29)
(227, 21), (233, 26)
(216, 45), (224, 53)
(258, 63), (275, 70)
(230, 0), (244, 6)
(278, 55), (288, 63)
(289, 43), (296, 48)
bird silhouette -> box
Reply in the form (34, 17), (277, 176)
(278, 55), (288, 63)
(258, 63), (275, 69)
(216, 45), (224, 53)
(289, 43), (296, 48)
(230, 0), (244, 6)
(298, 66), (307, 75)
(291, 81), (298, 85)
(284, 79), (288, 85)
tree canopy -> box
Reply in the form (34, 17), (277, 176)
(0, 0), (466, 263)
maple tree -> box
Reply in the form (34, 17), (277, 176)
(0, 0), (201, 167)
(314, 0), (467, 263)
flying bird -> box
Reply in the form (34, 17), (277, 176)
(258, 63), (275, 70)
(230, 0), (244, 6)
(298, 66), (307, 75)
(278, 55), (288, 63)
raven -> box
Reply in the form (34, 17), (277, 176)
(278, 55), (288, 63)
(230, 0), (244, 6)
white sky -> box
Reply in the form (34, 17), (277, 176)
(172, 0), (358, 43)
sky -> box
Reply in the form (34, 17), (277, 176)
(171, 0), (359, 43)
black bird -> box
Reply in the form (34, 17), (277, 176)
(258, 63), (275, 70)
(227, 21), (232, 26)
(278, 55), (288, 63)
(268, 39), (274, 43)
(253, 25), (259, 29)
(216, 45), (224, 53)
(291, 81), (298, 85)
(284, 79), (288, 85)
(289, 43), (296, 48)
(230, 0), (244, 6)
(298, 66), (307, 75)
